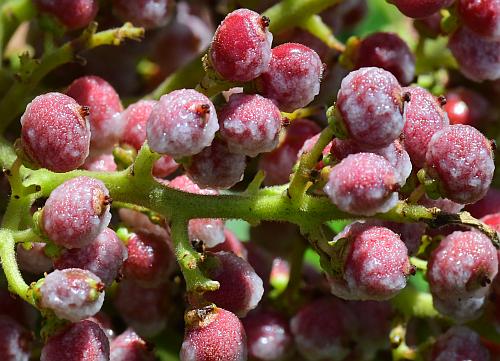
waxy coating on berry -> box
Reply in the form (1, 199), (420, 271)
(209, 9), (273, 82)
(110, 328), (156, 361)
(257, 43), (323, 112)
(430, 326), (490, 361)
(37, 268), (105, 322)
(335, 67), (405, 149)
(457, 0), (500, 40)
(20, 92), (91, 172)
(180, 307), (247, 361)
(16, 242), (53, 275)
(41, 176), (112, 249)
(0, 315), (32, 361)
(112, 0), (171, 29)
(147, 89), (218, 158)
(35, 0), (99, 30)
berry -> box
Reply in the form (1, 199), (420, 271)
(465, 188), (500, 218)
(402, 86), (449, 168)
(66, 76), (124, 153)
(82, 154), (117, 172)
(168, 176), (225, 247)
(200, 251), (264, 317)
(120, 99), (179, 177)
(430, 326), (490, 361)
(324, 153), (400, 216)
(180, 307), (247, 361)
(448, 27), (500, 82)
(16, 242), (53, 274)
(35, 0), (98, 30)
(413, 12), (443, 38)
(185, 138), (247, 190)
(328, 222), (411, 300)
(41, 176), (112, 249)
(112, 0), (171, 29)
(427, 231), (498, 321)
(207, 229), (248, 259)
(458, 0), (500, 40)
(37, 268), (105, 322)
(0, 315), (32, 361)
(388, 0), (453, 18)
(322, 0), (368, 31)
(114, 280), (170, 337)
(443, 87), (489, 126)
(290, 297), (353, 361)
(219, 94), (282, 157)
(41, 320), (110, 361)
(122, 231), (173, 287)
(110, 328), (155, 361)
(335, 67), (405, 149)
(418, 194), (464, 213)
(354, 32), (415, 85)
(425, 125), (494, 204)
(20, 92), (90, 172)
(330, 139), (412, 186)
(243, 310), (294, 361)
(54, 228), (128, 287)
(372, 220), (426, 256)
(209, 9), (272, 82)
(146, 89), (218, 158)
(257, 43), (323, 112)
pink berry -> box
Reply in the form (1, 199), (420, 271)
(336, 67), (405, 149)
(257, 43), (323, 112)
(180, 307), (247, 361)
(430, 326), (490, 361)
(122, 231), (173, 287)
(110, 328), (155, 361)
(243, 310), (294, 361)
(290, 297), (353, 361)
(402, 86), (449, 168)
(427, 231), (498, 321)
(354, 32), (415, 85)
(219, 94), (282, 156)
(112, 0), (171, 29)
(465, 188), (500, 218)
(199, 251), (264, 317)
(41, 320), (110, 361)
(296, 133), (332, 170)
(207, 229), (248, 259)
(418, 194), (464, 213)
(425, 125), (494, 204)
(0, 315), (32, 361)
(42, 176), (112, 249)
(35, 0), (98, 30)
(16, 242), (53, 274)
(388, 0), (453, 18)
(448, 26), (500, 82)
(20, 92), (90, 172)
(330, 138), (412, 186)
(209, 9), (272, 82)
(66, 76), (124, 153)
(147, 89), (218, 158)
(82, 154), (117, 172)
(324, 153), (400, 216)
(169, 176), (225, 247)
(371, 220), (426, 256)
(458, 0), (500, 40)
(54, 228), (128, 287)
(114, 280), (170, 337)
(328, 222), (411, 300)
(38, 268), (105, 322)
(185, 138), (246, 190)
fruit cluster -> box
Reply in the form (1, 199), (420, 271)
(0, 0), (498, 360)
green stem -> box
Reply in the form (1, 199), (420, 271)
(170, 217), (219, 294)
(298, 15), (345, 52)
(0, 22), (144, 133)
(12, 228), (41, 243)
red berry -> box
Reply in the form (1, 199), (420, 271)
(82, 154), (117, 172)
(354, 32), (415, 85)
(388, 0), (453, 18)
(180, 307), (247, 361)
(66, 76), (124, 153)
(110, 328), (155, 361)
(430, 326), (490, 361)
(42, 176), (112, 249)
(443, 87), (489, 126)
(41, 320), (110, 361)
(324, 153), (400, 216)
(16, 242), (53, 275)
(147, 89), (218, 158)
(112, 0), (171, 29)
(402, 86), (449, 168)
(425, 125), (494, 204)
(219, 94), (282, 157)
(458, 0), (500, 40)
(209, 9), (272, 82)
(328, 222), (411, 300)
(35, 0), (98, 30)
(20, 92), (90, 172)
(336, 67), (404, 149)
(207, 229), (248, 259)
(257, 43), (323, 112)
(465, 188), (500, 218)
(0, 315), (32, 360)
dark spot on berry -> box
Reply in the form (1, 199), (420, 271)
(438, 95), (447, 106)
(260, 15), (270, 28)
